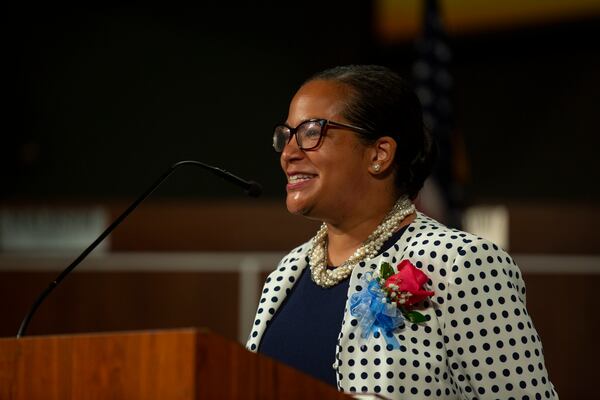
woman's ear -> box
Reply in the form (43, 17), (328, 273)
(368, 136), (397, 175)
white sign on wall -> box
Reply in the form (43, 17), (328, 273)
(462, 205), (509, 251)
(0, 208), (110, 253)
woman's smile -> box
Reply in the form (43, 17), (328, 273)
(286, 173), (318, 190)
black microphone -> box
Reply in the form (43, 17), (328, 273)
(201, 162), (262, 198)
(16, 160), (262, 338)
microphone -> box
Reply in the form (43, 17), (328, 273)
(16, 160), (262, 338)
(201, 162), (262, 198)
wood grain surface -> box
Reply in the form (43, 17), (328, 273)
(0, 328), (350, 400)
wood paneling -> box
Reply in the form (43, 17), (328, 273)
(108, 200), (320, 252)
(522, 274), (600, 399)
(106, 200), (599, 253)
(508, 202), (600, 254)
(0, 272), (238, 340)
(2, 200), (598, 253)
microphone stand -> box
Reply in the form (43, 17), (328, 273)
(16, 160), (262, 338)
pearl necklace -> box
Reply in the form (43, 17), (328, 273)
(309, 196), (415, 288)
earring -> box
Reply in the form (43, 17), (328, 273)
(372, 163), (381, 173)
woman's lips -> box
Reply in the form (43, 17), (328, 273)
(286, 174), (317, 191)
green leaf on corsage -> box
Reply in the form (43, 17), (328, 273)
(379, 262), (394, 280)
(405, 311), (427, 323)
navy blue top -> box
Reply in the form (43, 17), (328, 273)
(259, 226), (409, 387)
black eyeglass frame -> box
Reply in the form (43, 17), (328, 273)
(272, 118), (374, 152)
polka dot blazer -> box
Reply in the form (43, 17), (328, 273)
(247, 212), (558, 399)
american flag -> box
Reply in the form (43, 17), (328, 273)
(412, 0), (466, 227)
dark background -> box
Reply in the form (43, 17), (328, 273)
(4, 3), (600, 202)
(2, 5), (599, 398)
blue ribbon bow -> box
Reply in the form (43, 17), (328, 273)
(349, 273), (405, 349)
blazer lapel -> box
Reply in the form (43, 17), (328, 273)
(246, 242), (310, 351)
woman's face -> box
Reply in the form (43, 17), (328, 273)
(280, 80), (374, 221)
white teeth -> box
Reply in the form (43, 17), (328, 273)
(288, 174), (315, 184)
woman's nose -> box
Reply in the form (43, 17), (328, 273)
(281, 134), (304, 163)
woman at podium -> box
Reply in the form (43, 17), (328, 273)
(247, 65), (558, 399)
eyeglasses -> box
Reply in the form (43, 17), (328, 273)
(272, 118), (373, 152)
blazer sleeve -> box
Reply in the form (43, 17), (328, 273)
(439, 239), (559, 399)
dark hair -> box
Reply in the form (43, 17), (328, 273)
(306, 65), (436, 200)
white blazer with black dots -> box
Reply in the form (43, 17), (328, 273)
(247, 212), (558, 400)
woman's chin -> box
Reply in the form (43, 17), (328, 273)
(285, 194), (314, 217)
(286, 201), (310, 216)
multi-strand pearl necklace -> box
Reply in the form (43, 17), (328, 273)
(309, 196), (415, 288)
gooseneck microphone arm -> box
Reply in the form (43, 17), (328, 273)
(16, 160), (262, 338)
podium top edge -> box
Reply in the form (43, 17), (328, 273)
(1, 327), (213, 341)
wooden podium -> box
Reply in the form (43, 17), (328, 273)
(0, 328), (350, 400)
